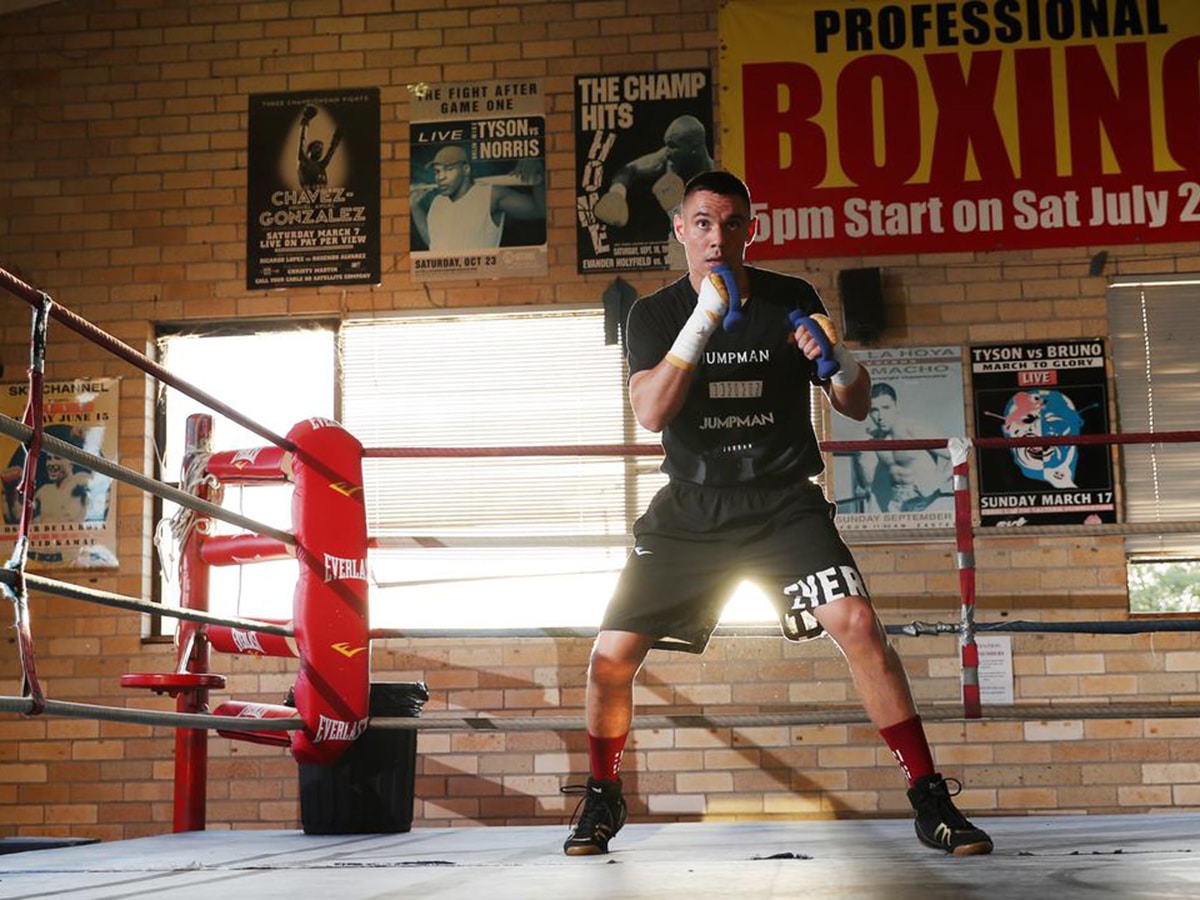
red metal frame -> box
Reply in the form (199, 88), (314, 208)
(173, 414), (217, 831)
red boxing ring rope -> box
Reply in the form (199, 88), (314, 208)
(363, 429), (1200, 723)
(3, 297), (52, 715)
(0, 266), (296, 454)
(362, 430), (1200, 459)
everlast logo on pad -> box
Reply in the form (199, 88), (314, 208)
(231, 629), (265, 654)
(230, 447), (262, 468)
(314, 715), (368, 743)
(323, 553), (367, 583)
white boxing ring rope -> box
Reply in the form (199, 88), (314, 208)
(0, 407), (301, 732)
(2, 404), (1200, 735)
(0, 268), (313, 767)
(0, 416), (307, 732)
(0, 694), (304, 731)
(0, 567), (292, 637)
(0, 412), (295, 547)
(366, 702), (1200, 732)
(2, 263), (1200, 838)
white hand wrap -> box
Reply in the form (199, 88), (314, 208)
(666, 273), (730, 370)
(830, 344), (862, 387)
(807, 313), (862, 387)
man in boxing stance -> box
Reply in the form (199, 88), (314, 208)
(562, 170), (992, 858)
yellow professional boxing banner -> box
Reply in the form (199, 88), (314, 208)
(720, 0), (1200, 257)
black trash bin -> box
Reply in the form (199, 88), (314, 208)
(299, 681), (429, 834)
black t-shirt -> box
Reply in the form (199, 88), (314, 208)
(626, 266), (830, 486)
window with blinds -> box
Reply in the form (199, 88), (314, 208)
(155, 310), (818, 630)
(155, 325), (336, 625)
(340, 308), (665, 629)
(1107, 277), (1200, 561)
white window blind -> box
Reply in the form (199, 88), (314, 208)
(340, 308), (665, 629)
(1107, 277), (1200, 559)
(157, 327), (336, 622)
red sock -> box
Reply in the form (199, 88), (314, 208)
(588, 733), (628, 782)
(879, 715), (936, 787)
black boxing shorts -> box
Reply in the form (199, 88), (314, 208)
(601, 479), (869, 653)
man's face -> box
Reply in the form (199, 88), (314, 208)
(432, 160), (469, 196)
(673, 189), (753, 275)
(45, 455), (70, 483)
(664, 123), (704, 169)
(869, 395), (897, 433)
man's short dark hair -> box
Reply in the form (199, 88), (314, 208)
(682, 170), (751, 209)
(871, 382), (898, 402)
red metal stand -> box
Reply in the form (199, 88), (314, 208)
(171, 414), (217, 831)
(121, 416), (221, 831)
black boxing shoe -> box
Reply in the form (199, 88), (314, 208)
(908, 773), (994, 856)
(562, 777), (627, 856)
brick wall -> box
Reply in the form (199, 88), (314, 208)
(1, 0), (1199, 841)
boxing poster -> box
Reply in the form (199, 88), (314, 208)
(409, 78), (547, 282)
(575, 69), (714, 274)
(831, 346), (965, 532)
(0, 378), (119, 569)
(247, 88), (380, 290)
(720, 1), (1200, 259)
(971, 339), (1116, 527)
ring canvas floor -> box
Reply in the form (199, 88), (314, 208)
(0, 813), (1198, 899)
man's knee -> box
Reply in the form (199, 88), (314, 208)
(588, 634), (650, 687)
(589, 652), (633, 688)
(817, 596), (884, 648)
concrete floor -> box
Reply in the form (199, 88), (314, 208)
(0, 814), (1198, 899)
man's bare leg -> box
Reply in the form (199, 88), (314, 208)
(563, 630), (657, 857)
(586, 630), (658, 736)
(813, 595), (917, 729)
(814, 595), (993, 855)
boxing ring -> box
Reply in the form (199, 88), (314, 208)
(3, 265), (1200, 898)
(3, 814), (1200, 899)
